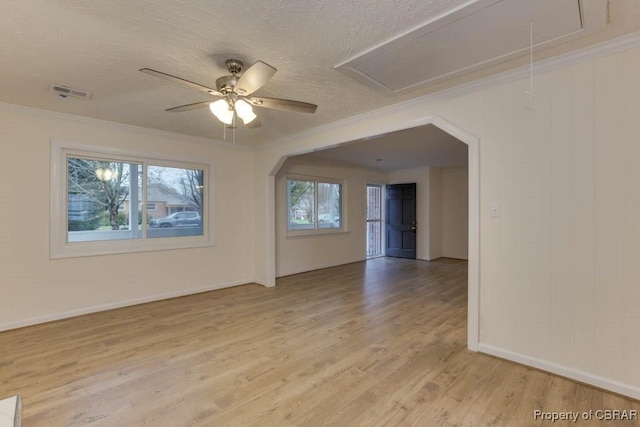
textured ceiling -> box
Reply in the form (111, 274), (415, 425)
(1, 1), (639, 146)
(306, 125), (469, 171)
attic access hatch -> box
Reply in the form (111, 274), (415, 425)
(335, 0), (607, 92)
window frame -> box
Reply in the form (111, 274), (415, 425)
(50, 140), (214, 259)
(286, 174), (346, 238)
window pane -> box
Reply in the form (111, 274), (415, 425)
(147, 165), (204, 238)
(366, 185), (382, 257)
(367, 185), (381, 220)
(67, 157), (142, 242)
(367, 221), (382, 257)
(318, 182), (341, 229)
(287, 179), (315, 230)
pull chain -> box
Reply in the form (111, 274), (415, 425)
(525, 19), (538, 99)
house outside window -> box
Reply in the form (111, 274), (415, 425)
(51, 141), (212, 258)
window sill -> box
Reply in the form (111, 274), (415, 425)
(51, 235), (215, 259)
(285, 229), (349, 239)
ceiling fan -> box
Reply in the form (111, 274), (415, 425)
(140, 59), (317, 128)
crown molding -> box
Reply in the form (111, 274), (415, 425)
(426, 30), (640, 103)
(0, 101), (254, 151)
(270, 31), (640, 149)
(4, 30), (640, 152)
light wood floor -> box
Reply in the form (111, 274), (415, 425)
(1, 258), (638, 426)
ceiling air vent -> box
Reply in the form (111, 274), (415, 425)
(49, 84), (92, 99)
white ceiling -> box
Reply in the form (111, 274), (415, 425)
(0, 1), (636, 147)
(306, 125), (468, 171)
(336, 0), (591, 91)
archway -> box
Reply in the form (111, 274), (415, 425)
(266, 114), (480, 351)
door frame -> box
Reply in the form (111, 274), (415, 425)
(385, 183), (418, 259)
(267, 114), (480, 352)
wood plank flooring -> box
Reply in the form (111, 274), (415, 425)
(0, 257), (638, 426)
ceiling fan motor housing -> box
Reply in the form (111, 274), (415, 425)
(216, 75), (239, 94)
(225, 59), (243, 74)
(216, 59), (244, 93)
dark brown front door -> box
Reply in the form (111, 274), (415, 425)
(385, 183), (417, 259)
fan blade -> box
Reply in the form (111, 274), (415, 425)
(165, 101), (213, 112)
(140, 68), (223, 96)
(249, 96), (317, 114)
(234, 61), (277, 96)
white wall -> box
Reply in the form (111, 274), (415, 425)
(279, 162), (467, 272)
(428, 167), (443, 260)
(442, 167), (468, 260)
(0, 104), (255, 330)
(422, 166), (469, 261)
(254, 39), (640, 398)
(275, 156), (387, 277)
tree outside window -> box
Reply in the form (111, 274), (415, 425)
(66, 156), (204, 241)
(67, 158), (134, 232)
(287, 178), (342, 231)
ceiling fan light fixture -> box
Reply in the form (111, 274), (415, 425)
(209, 99), (234, 125)
(235, 99), (256, 124)
(141, 59), (317, 133)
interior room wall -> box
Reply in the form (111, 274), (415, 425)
(442, 167), (469, 260)
(277, 161), (467, 271)
(0, 104), (256, 331)
(428, 167), (443, 260)
(255, 40), (640, 397)
(275, 156), (387, 277)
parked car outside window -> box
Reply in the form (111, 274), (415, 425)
(318, 213), (340, 224)
(149, 211), (201, 228)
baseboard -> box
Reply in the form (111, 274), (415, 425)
(478, 343), (640, 400)
(276, 257), (366, 278)
(441, 256), (469, 261)
(253, 279), (275, 288)
(423, 256), (469, 262)
(0, 279), (252, 333)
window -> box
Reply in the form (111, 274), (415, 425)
(66, 157), (143, 243)
(51, 141), (212, 258)
(146, 165), (203, 239)
(287, 176), (343, 234)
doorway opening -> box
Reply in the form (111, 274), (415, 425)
(267, 115), (479, 351)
